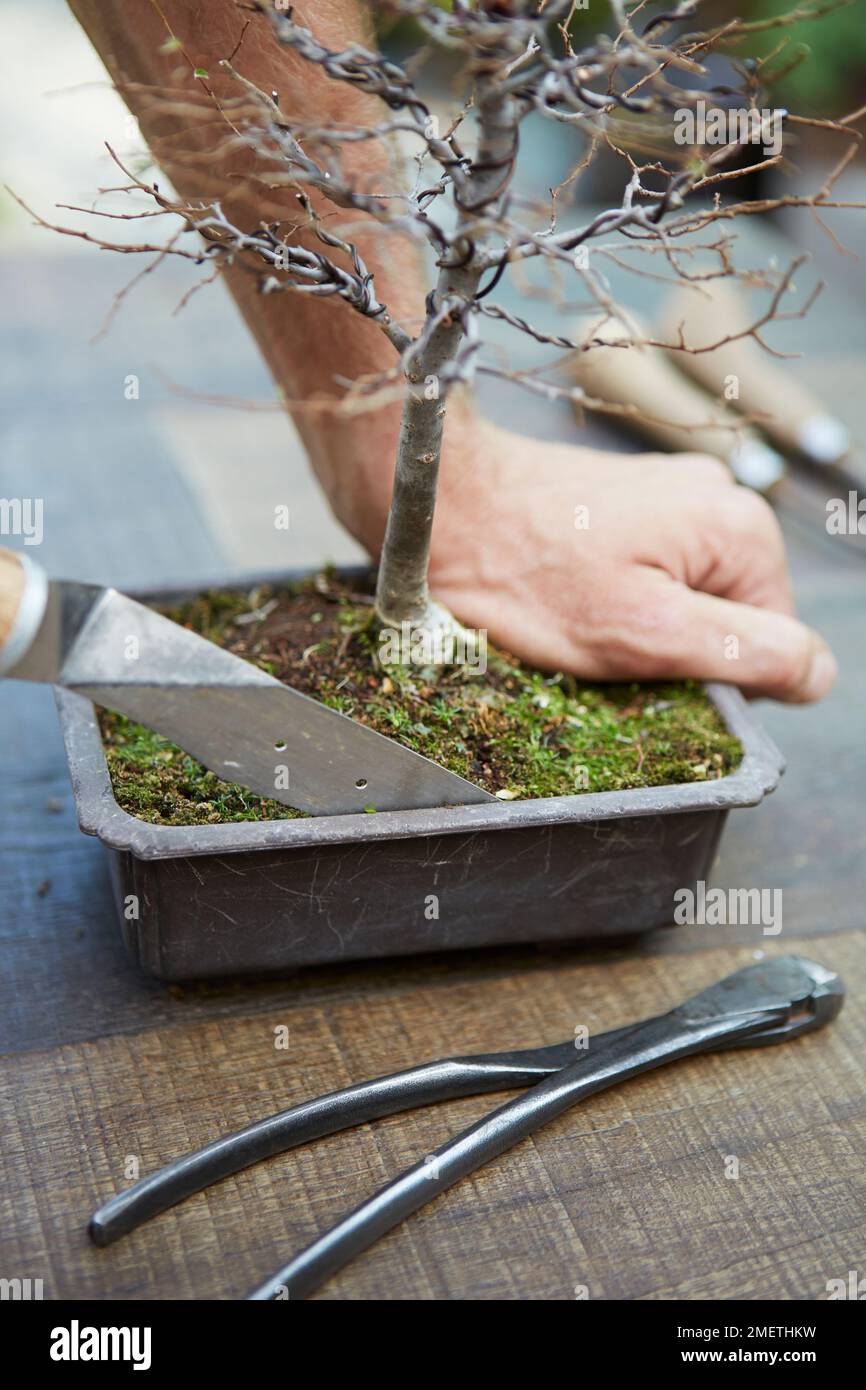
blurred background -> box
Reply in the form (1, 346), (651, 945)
(3, 0), (861, 589)
(1, 0), (866, 947)
(2, 0), (864, 590)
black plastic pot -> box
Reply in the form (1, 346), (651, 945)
(55, 576), (784, 981)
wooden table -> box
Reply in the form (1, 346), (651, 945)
(2, 211), (865, 1299)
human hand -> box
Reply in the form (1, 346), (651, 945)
(426, 419), (837, 702)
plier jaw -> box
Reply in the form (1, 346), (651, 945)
(674, 955), (844, 1049)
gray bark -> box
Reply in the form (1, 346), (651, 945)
(374, 83), (518, 631)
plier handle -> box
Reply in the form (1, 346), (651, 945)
(88, 955), (843, 1300)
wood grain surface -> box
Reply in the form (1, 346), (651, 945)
(1, 933), (863, 1301)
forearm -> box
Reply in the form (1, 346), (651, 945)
(67, 0), (434, 550)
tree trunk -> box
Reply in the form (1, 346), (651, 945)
(374, 83), (517, 631)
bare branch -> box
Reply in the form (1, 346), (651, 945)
(40, 0), (866, 642)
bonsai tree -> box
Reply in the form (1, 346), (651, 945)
(23, 0), (862, 652)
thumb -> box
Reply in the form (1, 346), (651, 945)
(653, 581), (837, 703)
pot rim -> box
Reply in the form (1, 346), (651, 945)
(54, 570), (785, 861)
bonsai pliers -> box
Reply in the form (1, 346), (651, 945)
(88, 954), (843, 1299)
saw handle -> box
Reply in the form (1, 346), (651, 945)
(569, 326), (784, 492)
(0, 549), (26, 652)
(659, 281), (850, 465)
(0, 548), (50, 679)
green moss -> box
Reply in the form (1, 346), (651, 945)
(99, 573), (743, 825)
(100, 713), (304, 826)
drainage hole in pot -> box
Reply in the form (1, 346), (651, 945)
(355, 778), (368, 789)
(275, 741), (287, 751)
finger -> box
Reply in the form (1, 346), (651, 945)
(629, 573), (836, 702)
(679, 485), (796, 616)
